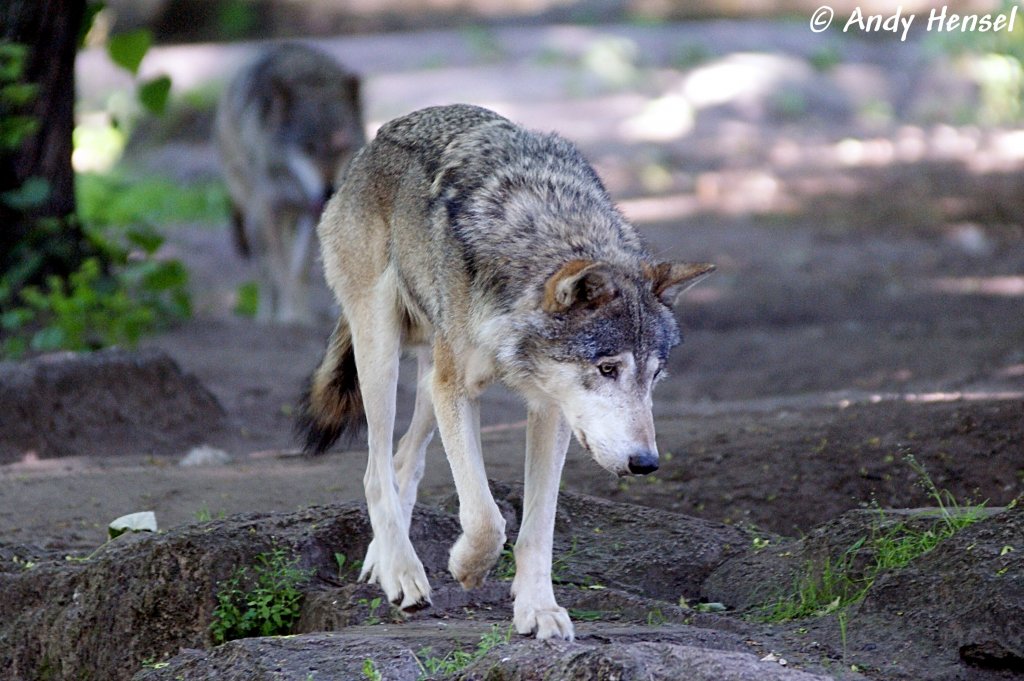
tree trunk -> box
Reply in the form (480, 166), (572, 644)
(1, 0), (94, 302)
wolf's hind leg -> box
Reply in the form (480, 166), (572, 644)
(350, 287), (431, 610)
(512, 406), (574, 640)
(432, 337), (506, 590)
(394, 347), (435, 526)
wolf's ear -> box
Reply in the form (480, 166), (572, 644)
(644, 262), (716, 304)
(543, 260), (617, 313)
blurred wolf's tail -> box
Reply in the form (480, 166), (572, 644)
(295, 317), (364, 454)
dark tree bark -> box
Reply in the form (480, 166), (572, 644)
(1, 0), (96, 303)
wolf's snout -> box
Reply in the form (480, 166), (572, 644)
(627, 450), (659, 475)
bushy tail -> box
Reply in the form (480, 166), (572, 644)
(295, 317), (364, 454)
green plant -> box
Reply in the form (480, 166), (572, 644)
(216, 0), (258, 40)
(495, 544), (516, 580)
(332, 552), (362, 578)
(416, 624), (512, 677)
(2, 224), (190, 357)
(77, 171), (229, 229)
(0, 43), (38, 150)
(1, 29), (193, 359)
(209, 548), (310, 644)
(362, 658), (383, 681)
(646, 607), (667, 626)
(234, 281), (260, 318)
(194, 506), (226, 522)
(106, 28), (171, 115)
(756, 457), (985, 622)
(927, 1), (1024, 124)
(551, 537), (580, 584)
(568, 608), (604, 621)
(139, 657), (170, 670)
(0, 42), (66, 309)
(357, 596), (384, 625)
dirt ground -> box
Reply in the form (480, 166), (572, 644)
(5, 20), (1024, 547)
(1, 22), (1022, 680)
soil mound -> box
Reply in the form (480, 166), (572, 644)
(0, 348), (226, 462)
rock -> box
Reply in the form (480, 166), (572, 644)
(108, 511), (159, 538)
(132, 633), (421, 681)
(705, 503), (1023, 680)
(0, 348), (226, 462)
(841, 503), (1024, 680)
(0, 502), (449, 681)
(0, 488), (759, 681)
(134, 626), (833, 681)
(457, 639), (834, 681)
(487, 482), (756, 603)
(703, 506), (1004, 613)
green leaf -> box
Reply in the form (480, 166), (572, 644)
(0, 115), (40, 150)
(0, 43), (28, 82)
(138, 75), (172, 114)
(107, 29), (152, 76)
(30, 326), (66, 352)
(1, 308), (33, 330)
(169, 289), (192, 318)
(1, 177), (50, 210)
(233, 281), (259, 318)
(1, 82), (38, 106)
(3, 336), (28, 359)
(125, 226), (164, 255)
(140, 260), (187, 291)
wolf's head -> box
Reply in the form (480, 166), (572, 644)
(264, 62), (365, 213)
(516, 259), (713, 476)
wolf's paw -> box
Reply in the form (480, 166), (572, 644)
(513, 601), (574, 641)
(448, 530), (504, 589)
(359, 538), (432, 611)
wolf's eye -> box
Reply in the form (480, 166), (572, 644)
(597, 362), (619, 379)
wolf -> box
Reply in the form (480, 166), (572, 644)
(215, 43), (365, 324)
(296, 104), (713, 640)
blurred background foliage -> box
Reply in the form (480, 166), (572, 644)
(2, 0), (1023, 358)
(1, 3), (190, 358)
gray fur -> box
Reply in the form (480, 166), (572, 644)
(300, 104), (713, 640)
(366, 105), (681, 388)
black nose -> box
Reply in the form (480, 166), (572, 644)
(627, 451), (659, 475)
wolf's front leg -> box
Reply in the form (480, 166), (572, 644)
(512, 406), (574, 640)
(432, 339), (506, 589)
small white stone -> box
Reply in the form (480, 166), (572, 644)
(180, 445), (232, 467)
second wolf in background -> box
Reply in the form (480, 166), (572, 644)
(215, 43), (365, 324)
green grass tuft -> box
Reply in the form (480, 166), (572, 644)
(757, 456), (986, 623)
(416, 624), (512, 677)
